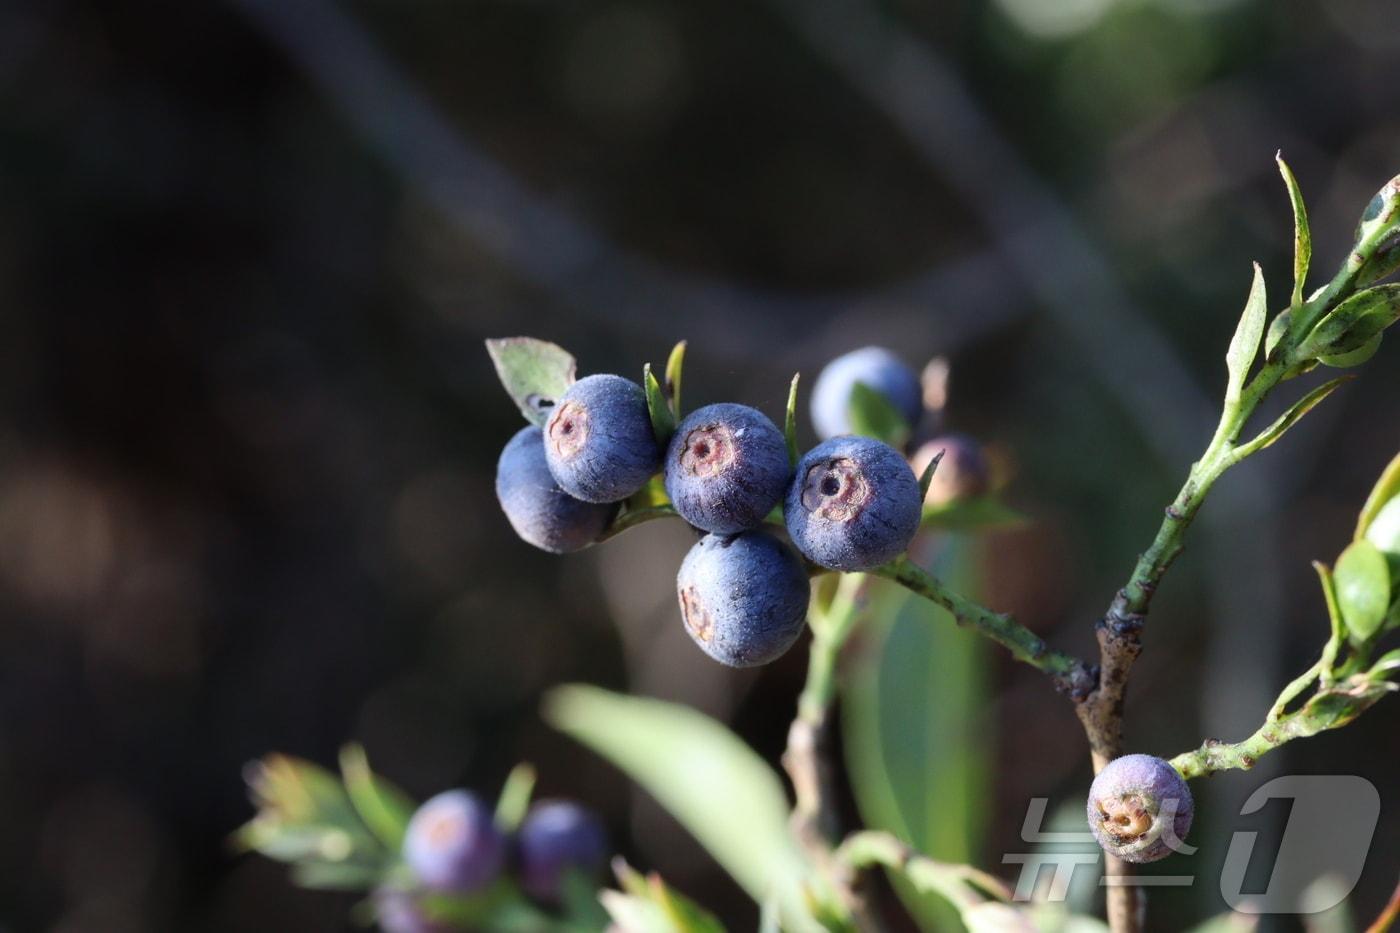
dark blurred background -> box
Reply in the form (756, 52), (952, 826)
(0, 0), (1397, 930)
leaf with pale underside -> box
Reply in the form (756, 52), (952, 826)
(1225, 263), (1267, 406)
(486, 337), (577, 426)
(1277, 155), (1311, 311)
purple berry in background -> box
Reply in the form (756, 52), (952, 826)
(664, 403), (791, 534)
(785, 436), (922, 571)
(516, 800), (608, 904)
(810, 346), (923, 440)
(374, 888), (450, 933)
(676, 530), (810, 667)
(543, 374), (661, 503)
(496, 426), (616, 553)
(910, 433), (990, 507)
(1086, 754), (1194, 864)
(403, 790), (504, 893)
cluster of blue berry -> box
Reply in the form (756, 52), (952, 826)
(496, 346), (988, 668)
(381, 793), (606, 933)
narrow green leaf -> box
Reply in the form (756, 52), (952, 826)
(494, 762), (537, 833)
(1233, 376), (1353, 460)
(339, 744), (416, 852)
(485, 337), (578, 426)
(785, 373), (801, 468)
(1298, 284), (1400, 360)
(847, 382), (911, 448)
(665, 341), (687, 419)
(1277, 155), (1311, 311)
(1265, 309), (1291, 359)
(1356, 452), (1400, 540)
(842, 542), (989, 930)
(644, 363), (678, 445)
(1370, 647), (1400, 678)
(918, 450), (944, 502)
(1226, 263), (1268, 405)
(543, 686), (811, 922)
(1334, 539), (1391, 642)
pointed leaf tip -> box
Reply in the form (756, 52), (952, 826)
(665, 340), (687, 419)
(785, 373), (801, 467)
(644, 363), (677, 445)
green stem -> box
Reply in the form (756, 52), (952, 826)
(834, 831), (1012, 913)
(871, 556), (1092, 693)
(796, 573), (865, 725)
(1171, 663), (1395, 780)
(595, 504), (678, 542)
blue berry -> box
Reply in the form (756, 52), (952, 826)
(910, 433), (990, 506)
(516, 800), (608, 904)
(402, 790), (504, 893)
(496, 426), (616, 553)
(543, 374), (661, 503)
(664, 403), (791, 534)
(676, 530), (810, 667)
(810, 346), (923, 440)
(1086, 755), (1194, 864)
(785, 436), (921, 571)
(374, 888), (450, 933)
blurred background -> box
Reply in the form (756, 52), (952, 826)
(0, 0), (1398, 929)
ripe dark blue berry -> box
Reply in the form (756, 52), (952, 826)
(676, 530), (810, 667)
(664, 403), (791, 534)
(497, 426), (616, 553)
(402, 790), (504, 893)
(810, 346), (923, 440)
(785, 436), (922, 571)
(1086, 755), (1194, 864)
(911, 433), (990, 506)
(544, 374), (661, 503)
(516, 800), (608, 904)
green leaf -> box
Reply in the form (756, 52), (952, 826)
(1318, 332), (1383, 368)
(921, 497), (1027, 531)
(785, 373), (801, 468)
(842, 542), (989, 931)
(339, 744), (416, 852)
(1369, 647), (1400, 679)
(918, 449), (944, 502)
(604, 860), (726, 933)
(237, 754), (382, 864)
(1225, 263), (1268, 405)
(485, 337), (578, 426)
(1298, 285), (1400, 360)
(1356, 452), (1400, 541)
(1334, 539), (1391, 642)
(494, 762), (537, 833)
(847, 382), (911, 448)
(645, 363), (678, 446)
(665, 341), (687, 419)
(1278, 155), (1311, 311)
(543, 686), (813, 925)
(1233, 376), (1353, 460)
(1265, 309), (1291, 359)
